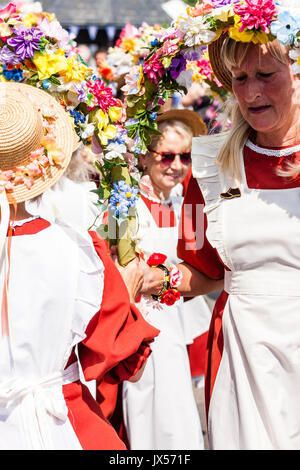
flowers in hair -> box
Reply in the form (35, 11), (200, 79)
(270, 11), (300, 45)
(233, 0), (277, 34)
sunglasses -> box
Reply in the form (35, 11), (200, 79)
(149, 148), (192, 165)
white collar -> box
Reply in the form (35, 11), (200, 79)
(246, 139), (300, 157)
(13, 216), (40, 228)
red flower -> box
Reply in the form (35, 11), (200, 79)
(160, 289), (181, 306)
(147, 252), (167, 266)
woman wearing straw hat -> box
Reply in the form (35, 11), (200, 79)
(119, 108), (211, 450)
(141, 0), (300, 450)
(0, 81), (159, 450)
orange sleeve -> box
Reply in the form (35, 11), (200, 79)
(177, 175), (224, 279)
(77, 231), (160, 385)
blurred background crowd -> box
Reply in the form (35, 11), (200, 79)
(35, 0), (227, 135)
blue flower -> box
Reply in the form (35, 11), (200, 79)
(151, 38), (159, 47)
(109, 181), (139, 217)
(42, 79), (51, 89)
(149, 112), (157, 120)
(271, 11), (300, 45)
(2, 65), (23, 82)
(70, 109), (86, 125)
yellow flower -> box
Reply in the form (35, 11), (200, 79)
(229, 15), (269, 44)
(122, 38), (137, 53)
(23, 13), (39, 28)
(33, 49), (68, 81)
(108, 106), (122, 122)
(60, 55), (91, 82)
(94, 109), (109, 131)
(98, 125), (117, 146)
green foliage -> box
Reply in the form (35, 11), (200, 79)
(182, 0), (198, 6)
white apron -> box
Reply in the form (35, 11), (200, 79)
(0, 218), (104, 449)
(193, 136), (300, 450)
(122, 195), (209, 450)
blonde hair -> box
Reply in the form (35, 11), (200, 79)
(217, 37), (290, 181)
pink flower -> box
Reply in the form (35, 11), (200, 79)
(0, 2), (22, 38)
(115, 23), (140, 47)
(24, 177), (34, 190)
(29, 148), (45, 160)
(87, 79), (119, 112)
(26, 162), (42, 177)
(125, 152), (138, 171)
(2, 170), (14, 180)
(121, 65), (144, 96)
(0, 2), (19, 21)
(213, 76), (223, 88)
(157, 27), (184, 42)
(157, 39), (180, 57)
(139, 174), (153, 195)
(234, 0), (277, 34)
(14, 175), (25, 185)
(143, 53), (164, 83)
(188, 0), (214, 17)
(169, 265), (183, 289)
(197, 56), (213, 81)
(205, 106), (218, 120)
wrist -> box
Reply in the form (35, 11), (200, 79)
(147, 253), (181, 306)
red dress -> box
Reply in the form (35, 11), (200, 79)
(8, 218), (159, 450)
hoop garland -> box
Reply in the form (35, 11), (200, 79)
(2, 1), (297, 266)
(94, 0), (300, 265)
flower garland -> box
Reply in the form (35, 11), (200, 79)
(94, 0), (300, 262)
(94, 14), (229, 262)
(3, 1), (297, 268)
(0, 2), (143, 266)
(146, 253), (182, 306)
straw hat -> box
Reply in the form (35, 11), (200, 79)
(0, 82), (76, 204)
(208, 32), (233, 92)
(157, 109), (207, 137)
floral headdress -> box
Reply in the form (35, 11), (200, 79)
(0, 2), (128, 169)
(178, 1), (300, 71)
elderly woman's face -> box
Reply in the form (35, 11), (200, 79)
(231, 44), (300, 141)
(143, 128), (191, 198)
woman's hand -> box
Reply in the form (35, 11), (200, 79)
(138, 258), (165, 296)
(110, 246), (144, 302)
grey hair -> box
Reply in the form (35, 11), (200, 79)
(151, 119), (193, 150)
(65, 144), (98, 182)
